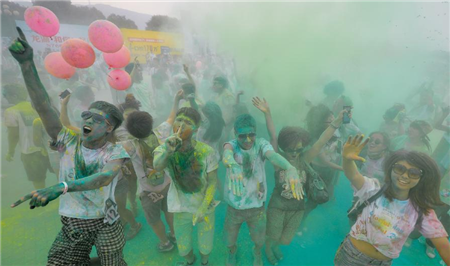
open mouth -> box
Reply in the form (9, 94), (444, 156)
(398, 179), (409, 185)
(83, 125), (92, 135)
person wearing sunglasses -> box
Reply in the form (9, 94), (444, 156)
(335, 135), (449, 266)
(222, 113), (305, 266)
(252, 97), (346, 265)
(9, 28), (131, 266)
(360, 131), (391, 184)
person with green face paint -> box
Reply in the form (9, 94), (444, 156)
(9, 27), (130, 266)
(222, 113), (304, 266)
(154, 107), (219, 266)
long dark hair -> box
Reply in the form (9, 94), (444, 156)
(201, 101), (225, 142)
(306, 104), (333, 138)
(383, 150), (442, 216)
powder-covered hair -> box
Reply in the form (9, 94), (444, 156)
(176, 107), (201, 126)
(278, 126), (311, 151)
(126, 111), (153, 139)
(89, 101), (124, 130)
(234, 114), (256, 131)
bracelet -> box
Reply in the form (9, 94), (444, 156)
(61, 182), (69, 195)
(330, 123), (340, 129)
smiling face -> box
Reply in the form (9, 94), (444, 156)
(368, 133), (387, 155)
(81, 108), (113, 143)
(173, 114), (198, 140)
(390, 160), (422, 193)
(235, 126), (256, 150)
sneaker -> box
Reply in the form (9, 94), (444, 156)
(426, 243), (436, 259)
(253, 248), (263, 266)
(174, 255), (196, 266)
(157, 241), (174, 253)
(126, 222), (142, 240)
(168, 231), (177, 244)
(226, 248), (237, 266)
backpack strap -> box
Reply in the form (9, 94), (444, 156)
(348, 184), (388, 218)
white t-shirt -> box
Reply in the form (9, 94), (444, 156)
(120, 122), (172, 193)
(224, 138), (273, 210)
(4, 101), (43, 154)
(154, 140), (218, 213)
(350, 176), (448, 259)
(57, 127), (130, 219)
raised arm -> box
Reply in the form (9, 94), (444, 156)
(252, 97), (278, 151)
(342, 135), (369, 190)
(11, 158), (126, 209)
(183, 64), (196, 86)
(153, 127), (182, 172)
(303, 110), (345, 163)
(59, 93), (81, 133)
(166, 90), (183, 125)
(8, 27), (62, 140)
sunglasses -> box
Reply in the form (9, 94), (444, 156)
(392, 164), (423, 180)
(238, 133), (256, 140)
(284, 148), (304, 154)
(81, 111), (111, 125)
(369, 139), (383, 145)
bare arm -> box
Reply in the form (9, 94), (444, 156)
(430, 237), (450, 266)
(8, 27), (62, 140)
(183, 64), (196, 86)
(153, 127), (182, 172)
(252, 97), (278, 151)
(59, 94), (80, 133)
(342, 135), (369, 190)
(166, 90), (183, 125)
(11, 159), (126, 208)
(6, 127), (19, 160)
(303, 110), (345, 163)
(193, 169), (218, 225)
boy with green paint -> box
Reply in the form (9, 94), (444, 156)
(9, 27), (130, 265)
(153, 107), (219, 266)
(223, 113), (303, 266)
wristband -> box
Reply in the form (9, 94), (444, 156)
(62, 182), (69, 195)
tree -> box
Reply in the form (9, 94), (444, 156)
(107, 14), (137, 29)
(145, 15), (181, 32)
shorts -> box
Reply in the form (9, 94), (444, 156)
(139, 185), (169, 225)
(334, 235), (392, 266)
(224, 205), (266, 248)
(47, 216), (126, 266)
(266, 207), (304, 244)
(173, 211), (215, 257)
(21, 152), (49, 182)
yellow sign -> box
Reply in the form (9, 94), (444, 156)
(120, 28), (184, 63)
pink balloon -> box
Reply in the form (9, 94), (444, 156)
(88, 20), (123, 53)
(44, 52), (76, 79)
(107, 69), (131, 91)
(61, 39), (96, 69)
(24, 6), (60, 37)
(103, 46), (130, 69)
(196, 61), (202, 69)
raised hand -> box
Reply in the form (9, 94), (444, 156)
(174, 89), (184, 102)
(165, 125), (183, 154)
(343, 135), (369, 162)
(183, 64), (189, 74)
(8, 27), (33, 64)
(11, 183), (64, 209)
(252, 97), (270, 114)
(228, 164), (244, 196)
(60, 92), (72, 106)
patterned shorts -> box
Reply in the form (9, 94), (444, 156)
(47, 216), (127, 266)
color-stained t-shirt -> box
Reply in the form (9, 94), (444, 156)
(56, 127), (130, 219)
(4, 101), (43, 154)
(350, 176), (448, 259)
(224, 138), (274, 210)
(154, 140), (218, 213)
(120, 122), (172, 194)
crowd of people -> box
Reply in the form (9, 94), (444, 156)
(2, 26), (450, 266)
